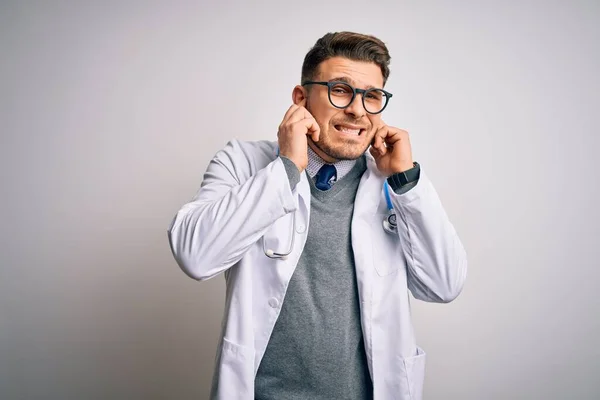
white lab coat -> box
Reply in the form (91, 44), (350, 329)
(168, 139), (467, 400)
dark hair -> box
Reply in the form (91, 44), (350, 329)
(301, 31), (391, 86)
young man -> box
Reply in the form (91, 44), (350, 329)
(168, 31), (467, 400)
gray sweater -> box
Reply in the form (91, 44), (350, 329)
(254, 156), (372, 400)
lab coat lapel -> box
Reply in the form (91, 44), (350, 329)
(355, 154), (386, 216)
(297, 169), (311, 216)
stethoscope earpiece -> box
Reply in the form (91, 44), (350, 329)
(264, 247), (290, 260)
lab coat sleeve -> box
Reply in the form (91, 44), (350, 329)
(389, 169), (468, 303)
(167, 140), (297, 281)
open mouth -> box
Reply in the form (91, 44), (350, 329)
(334, 125), (365, 136)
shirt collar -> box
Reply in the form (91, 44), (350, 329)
(306, 145), (357, 181)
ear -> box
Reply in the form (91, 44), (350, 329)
(292, 85), (306, 105)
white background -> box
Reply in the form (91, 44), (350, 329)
(1, 1), (599, 399)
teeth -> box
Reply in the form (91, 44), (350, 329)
(339, 126), (361, 135)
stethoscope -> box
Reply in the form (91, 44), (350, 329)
(382, 181), (398, 235)
(263, 177), (397, 259)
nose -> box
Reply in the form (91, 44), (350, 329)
(343, 93), (366, 119)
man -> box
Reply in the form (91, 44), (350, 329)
(168, 31), (467, 400)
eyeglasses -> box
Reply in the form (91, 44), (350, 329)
(302, 80), (392, 114)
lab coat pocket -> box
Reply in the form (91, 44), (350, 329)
(371, 213), (404, 276)
(211, 337), (255, 400)
(262, 212), (295, 258)
(397, 347), (426, 400)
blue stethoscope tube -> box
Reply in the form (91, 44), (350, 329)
(265, 150), (397, 258)
(382, 182), (398, 234)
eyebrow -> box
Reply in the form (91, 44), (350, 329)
(327, 76), (378, 90)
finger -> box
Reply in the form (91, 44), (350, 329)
(310, 120), (320, 142)
(369, 146), (380, 159)
(374, 127), (388, 155)
(286, 106), (313, 125)
(309, 130), (320, 142)
(371, 132), (381, 151)
(374, 124), (396, 145)
(382, 129), (404, 146)
(291, 117), (320, 140)
(304, 117), (320, 141)
(281, 104), (300, 124)
(301, 104), (315, 120)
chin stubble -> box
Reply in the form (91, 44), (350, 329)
(314, 131), (370, 161)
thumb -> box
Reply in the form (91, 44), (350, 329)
(369, 146), (380, 160)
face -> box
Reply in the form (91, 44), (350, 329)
(293, 57), (385, 162)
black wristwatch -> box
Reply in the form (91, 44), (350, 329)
(388, 162), (420, 188)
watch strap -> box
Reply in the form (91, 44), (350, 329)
(387, 162), (420, 190)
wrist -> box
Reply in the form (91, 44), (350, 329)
(279, 154), (305, 173)
(391, 161), (415, 175)
(280, 156), (302, 189)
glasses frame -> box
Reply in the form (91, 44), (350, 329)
(302, 80), (393, 115)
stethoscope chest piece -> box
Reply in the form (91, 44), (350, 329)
(382, 182), (398, 235)
(382, 210), (397, 235)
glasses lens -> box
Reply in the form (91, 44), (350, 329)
(363, 89), (388, 114)
(328, 82), (354, 108)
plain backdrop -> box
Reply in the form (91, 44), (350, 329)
(1, 1), (599, 399)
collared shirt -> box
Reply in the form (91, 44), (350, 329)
(305, 145), (357, 183)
